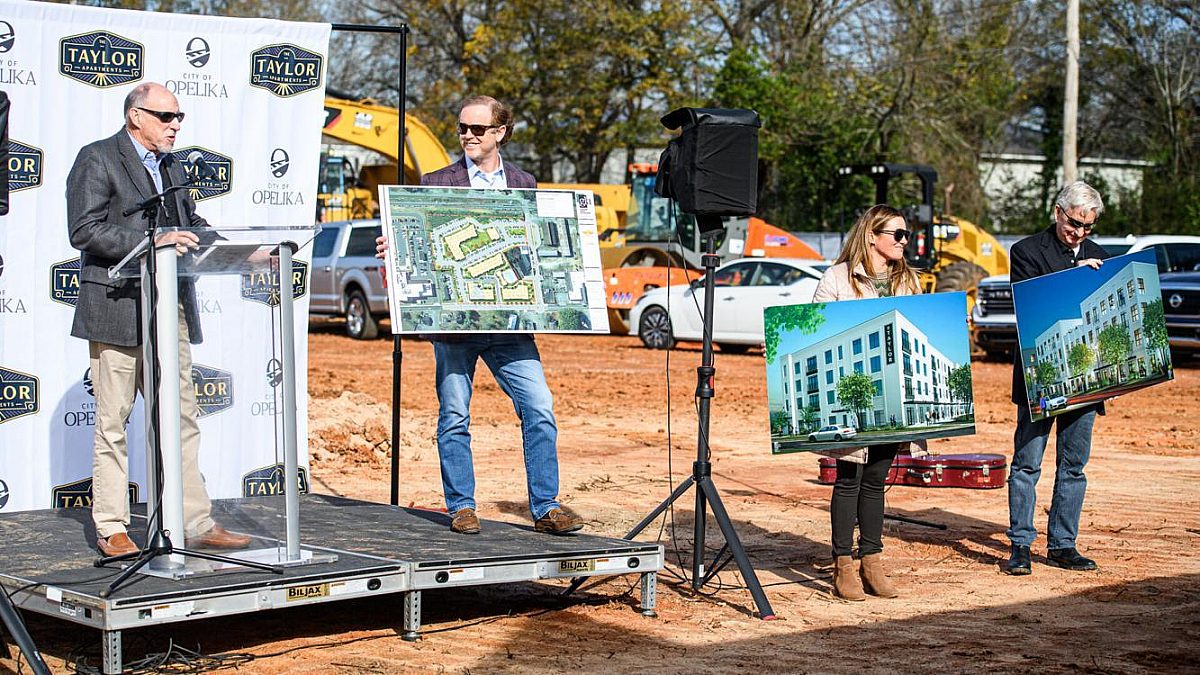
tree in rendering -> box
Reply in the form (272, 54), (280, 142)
(764, 303), (826, 363)
(948, 363), (974, 417)
(1143, 299), (1170, 373)
(1098, 323), (1134, 384)
(835, 372), (876, 430)
(1068, 342), (1095, 386)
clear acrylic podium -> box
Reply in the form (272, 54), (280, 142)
(109, 225), (333, 578)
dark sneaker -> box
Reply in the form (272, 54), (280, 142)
(534, 507), (584, 535)
(450, 508), (481, 534)
(1004, 544), (1032, 575)
(1046, 547), (1097, 571)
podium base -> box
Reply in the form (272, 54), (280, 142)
(136, 546), (338, 580)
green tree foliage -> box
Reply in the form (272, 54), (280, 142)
(1033, 359), (1058, 390)
(1098, 323), (1133, 367)
(948, 363), (973, 403)
(770, 409), (790, 434)
(796, 404), (819, 433)
(835, 371), (875, 428)
(1143, 298), (1169, 363)
(764, 303), (826, 363)
(1069, 341), (1095, 378)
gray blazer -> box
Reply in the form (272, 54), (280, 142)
(67, 129), (208, 347)
(420, 155), (537, 189)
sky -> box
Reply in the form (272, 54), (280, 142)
(1012, 249), (1159, 350)
(763, 292), (971, 410)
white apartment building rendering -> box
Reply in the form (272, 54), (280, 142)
(777, 309), (970, 434)
(1028, 260), (1163, 398)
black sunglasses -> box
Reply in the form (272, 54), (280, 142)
(137, 107), (185, 123)
(1057, 206), (1096, 232)
(875, 228), (910, 242)
(457, 122), (500, 137)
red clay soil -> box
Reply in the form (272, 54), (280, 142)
(10, 327), (1200, 673)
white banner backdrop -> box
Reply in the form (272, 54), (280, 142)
(0, 0), (330, 512)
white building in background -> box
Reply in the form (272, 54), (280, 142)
(777, 309), (970, 433)
(1031, 260), (1162, 397)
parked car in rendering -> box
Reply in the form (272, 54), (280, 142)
(630, 258), (829, 352)
(972, 235), (1200, 359)
(1045, 395), (1068, 411)
(808, 424), (857, 442)
(1160, 270), (1200, 358)
(308, 219), (389, 339)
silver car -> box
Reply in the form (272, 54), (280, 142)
(808, 424), (857, 442)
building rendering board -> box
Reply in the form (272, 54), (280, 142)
(764, 293), (975, 454)
(1013, 248), (1173, 421)
(379, 186), (608, 333)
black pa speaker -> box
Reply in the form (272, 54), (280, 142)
(655, 107), (760, 223)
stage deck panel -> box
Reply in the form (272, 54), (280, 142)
(0, 495), (660, 619)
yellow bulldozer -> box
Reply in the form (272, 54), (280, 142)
(318, 95), (451, 221)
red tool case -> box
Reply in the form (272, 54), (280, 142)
(818, 453), (1007, 489)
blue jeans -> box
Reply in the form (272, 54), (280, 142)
(433, 335), (560, 520)
(1007, 406), (1097, 549)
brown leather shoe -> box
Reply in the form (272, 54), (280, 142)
(832, 555), (866, 601)
(97, 532), (139, 556)
(450, 508), (481, 534)
(534, 507), (584, 535)
(186, 524), (252, 550)
(859, 553), (899, 598)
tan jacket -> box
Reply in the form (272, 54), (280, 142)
(811, 262), (929, 464)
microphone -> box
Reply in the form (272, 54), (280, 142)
(187, 150), (216, 180)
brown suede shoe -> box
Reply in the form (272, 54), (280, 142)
(832, 555), (866, 601)
(186, 524), (252, 550)
(859, 553), (899, 598)
(534, 507), (584, 535)
(97, 532), (138, 556)
(450, 508), (481, 534)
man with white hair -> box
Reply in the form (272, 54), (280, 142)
(1004, 181), (1109, 575)
(67, 82), (251, 557)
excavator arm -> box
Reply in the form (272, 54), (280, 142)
(322, 96), (451, 185)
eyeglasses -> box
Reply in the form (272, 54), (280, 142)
(457, 122), (500, 137)
(1057, 206), (1096, 233)
(875, 228), (910, 242)
(137, 107), (185, 123)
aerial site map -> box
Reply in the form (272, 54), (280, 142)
(379, 186), (609, 334)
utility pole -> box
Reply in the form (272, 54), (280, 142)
(1063, 0), (1080, 184)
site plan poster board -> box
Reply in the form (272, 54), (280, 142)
(378, 185), (609, 334)
(764, 293), (975, 454)
(1013, 248), (1173, 422)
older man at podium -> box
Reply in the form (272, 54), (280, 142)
(66, 82), (250, 557)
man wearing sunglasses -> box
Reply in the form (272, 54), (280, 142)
(1004, 181), (1109, 576)
(66, 82), (251, 557)
(377, 95), (583, 536)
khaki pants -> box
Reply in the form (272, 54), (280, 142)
(90, 313), (214, 539)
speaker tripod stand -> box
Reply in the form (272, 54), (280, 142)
(568, 225), (775, 620)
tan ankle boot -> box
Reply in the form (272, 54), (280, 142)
(832, 555), (866, 601)
(859, 553), (898, 598)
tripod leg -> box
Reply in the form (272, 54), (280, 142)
(697, 477), (776, 619)
(101, 553), (159, 598)
(0, 588), (51, 675)
(624, 476), (694, 540)
(883, 513), (946, 530)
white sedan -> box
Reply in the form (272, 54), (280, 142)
(808, 424), (857, 442)
(629, 258), (828, 353)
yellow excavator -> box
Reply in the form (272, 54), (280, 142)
(318, 95), (452, 221)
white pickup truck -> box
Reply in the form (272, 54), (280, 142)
(308, 219), (389, 339)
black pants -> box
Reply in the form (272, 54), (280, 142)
(831, 444), (899, 558)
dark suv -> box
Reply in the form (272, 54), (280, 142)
(1160, 271), (1200, 358)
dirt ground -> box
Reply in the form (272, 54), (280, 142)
(10, 326), (1200, 673)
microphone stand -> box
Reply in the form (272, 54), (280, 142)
(97, 171), (282, 597)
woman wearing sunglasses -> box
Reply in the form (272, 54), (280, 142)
(812, 204), (926, 601)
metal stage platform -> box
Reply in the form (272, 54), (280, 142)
(0, 494), (663, 673)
